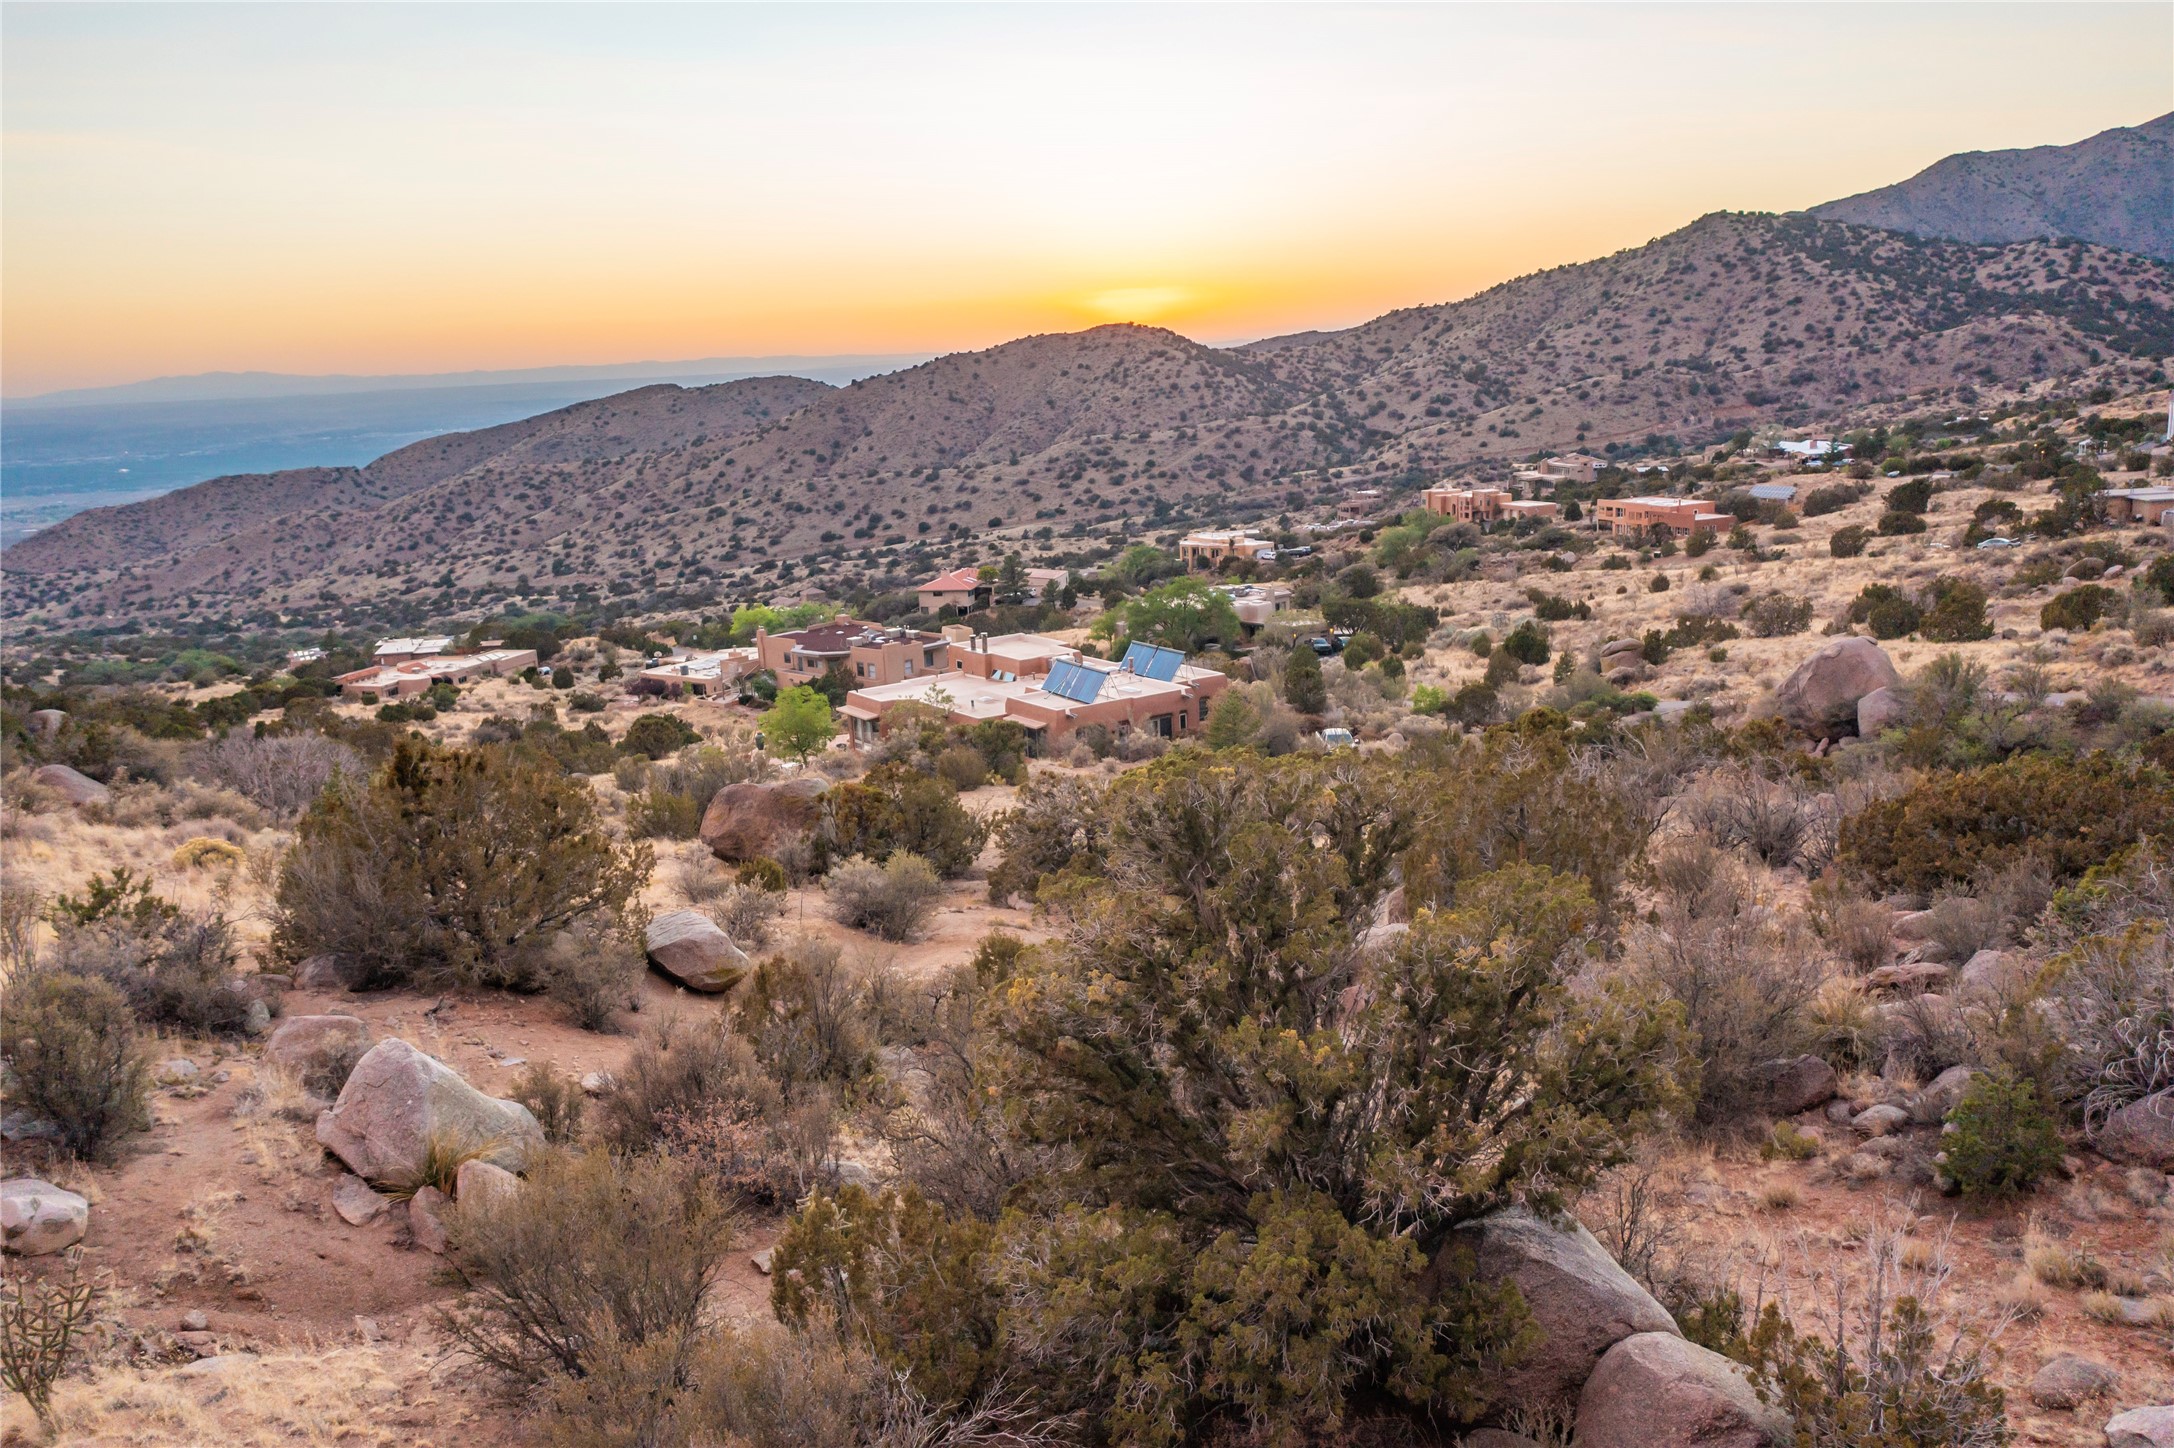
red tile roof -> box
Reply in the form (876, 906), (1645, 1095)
(921, 568), (984, 592)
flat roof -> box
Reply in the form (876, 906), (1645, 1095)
(374, 636), (453, 655)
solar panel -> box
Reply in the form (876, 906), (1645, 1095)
(1042, 660), (1106, 704)
(1121, 643), (1184, 682)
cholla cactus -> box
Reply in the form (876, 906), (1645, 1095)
(0, 1246), (102, 1432)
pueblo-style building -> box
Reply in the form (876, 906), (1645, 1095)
(1592, 496), (1733, 538)
(1421, 485), (1560, 526)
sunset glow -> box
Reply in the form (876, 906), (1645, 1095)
(3, 3), (2166, 396)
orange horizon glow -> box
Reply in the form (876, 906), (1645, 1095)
(4, 4), (2168, 397)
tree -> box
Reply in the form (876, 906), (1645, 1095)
(995, 553), (1028, 603)
(760, 685), (837, 765)
(1112, 577), (1242, 654)
(1917, 578), (1991, 643)
(1282, 645), (1327, 714)
(619, 712), (702, 759)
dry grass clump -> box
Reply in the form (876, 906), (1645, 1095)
(48, 1345), (415, 1447)
(1759, 1181), (1802, 1212)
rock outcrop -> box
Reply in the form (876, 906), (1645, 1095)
(263, 1014), (373, 1093)
(1751, 1055), (1838, 1116)
(1430, 1207), (1678, 1413)
(315, 1039), (545, 1185)
(1855, 685), (1908, 738)
(645, 909), (752, 993)
(1572, 1332), (1790, 1448)
(2107, 1406), (2174, 1448)
(31, 763), (110, 806)
(699, 777), (826, 863)
(1, 1178), (89, 1255)
(1774, 638), (1902, 739)
(2029, 1354), (2116, 1409)
(2098, 1091), (2174, 1170)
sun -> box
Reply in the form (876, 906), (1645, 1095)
(1081, 286), (1195, 323)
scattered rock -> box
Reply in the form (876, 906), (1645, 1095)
(354, 1316), (384, 1343)
(750, 1247), (775, 1276)
(1835, 1152), (1889, 1182)
(2106, 1406), (2174, 1448)
(699, 777), (827, 863)
(331, 1174), (392, 1226)
(1774, 637), (1902, 740)
(1573, 1331), (1790, 1448)
(1, 1178), (89, 1255)
(179, 1309), (210, 1333)
(296, 955), (359, 991)
(1751, 1056), (1837, 1116)
(409, 1186), (451, 1254)
(263, 1014), (373, 1092)
(1429, 1207), (1678, 1413)
(579, 1072), (612, 1095)
(1909, 1065), (1977, 1124)
(1867, 961), (1950, 992)
(176, 1352), (259, 1377)
(1855, 685), (1907, 738)
(244, 998), (272, 1036)
(1957, 949), (2014, 996)
(454, 1158), (520, 1213)
(1891, 909), (1937, 941)
(2098, 1092), (2174, 1171)
(1852, 1104), (1909, 1137)
(1823, 1099), (1857, 1126)
(315, 1038), (546, 1184)
(2030, 1354), (2117, 1410)
(155, 1057), (201, 1086)
(32, 763), (110, 806)
(25, 708), (65, 738)
(174, 1330), (220, 1358)
(645, 909), (752, 993)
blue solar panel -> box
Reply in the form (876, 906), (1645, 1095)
(1042, 660), (1106, 704)
(1121, 643), (1184, 682)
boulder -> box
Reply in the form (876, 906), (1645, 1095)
(1852, 1104), (1909, 1137)
(2107, 1407), (2174, 1448)
(1573, 1332), (1790, 1448)
(1750, 1056), (1837, 1116)
(31, 763), (110, 806)
(1774, 637), (1902, 739)
(156, 1057), (201, 1086)
(1867, 961), (1950, 993)
(1856, 685), (1908, 738)
(2030, 1354), (2116, 1410)
(2098, 1092), (2174, 1171)
(331, 1174), (392, 1226)
(750, 1247), (775, 1276)
(1, 1178), (89, 1256)
(244, 998), (272, 1036)
(315, 1038), (545, 1185)
(263, 1014), (373, 1093)
(1958, 949), (2016, 996)
(295, 955), (360, 991)
(1909, 1065), (1977, 1124)
(454, 1158), (520, 1214)
(25, 708), (65, 738)
(409, 1186), (451, 1254)
(1891, 909), (1938, 941)
(1357, 921), (1410, 956)
(1429, 1207), (1677, 1413)
(645, 909), (752, 993)
(699, 777), (827, 863)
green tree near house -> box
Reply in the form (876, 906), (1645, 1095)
(1102, 576), (1242, 654)
(1283, 644), (1327, 715)
(760, 685), (837, 765)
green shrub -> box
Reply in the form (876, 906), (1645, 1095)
(1941, 1070), (2062, 1197)
(619, 712), (703, 760)
(1502, 619), (1551, 665)
(1838, 752), (2174, 893)
(823, 853), (944, 941)
(933, 744), (989, 792)
(1917, 578), (1992, 643)
(1885, 479), (1932, 514)
(2041, 584), (2116, 632)
(1802, 484), (1857, 517)
(1648, 572), (1671, 594)
(1875, 510), (1926, 536)
(626, 787), (703, 839)
(509, 1061), (586, 1145)
(820, 763), (988, 878)
(0, 970), (152, 1160)
(1830, 525), (1870, 559)
(1848, 584), (1921, 640)
(735, 857), (789, 893)
(1741, 594), (1813, 638)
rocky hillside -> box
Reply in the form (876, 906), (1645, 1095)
(1810, 112), (2173, 262)
(7, 214), (2171, 627)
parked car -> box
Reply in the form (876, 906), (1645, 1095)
(1307, 635), (1341, 656)
(1974, 536), (2021, 550)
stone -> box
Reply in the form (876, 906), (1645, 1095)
(176, 1352), (259, 1377)
(1573, 1332), (1790, 1448)
(1891, 909), (1938, 941)
(180, 1309), (210, 1332)
(645, 909), (752, 993)
(2106, 1406), (2174, 1448)
(315, 1038), (546, 1185)
(1429, 1207), (1678, 1413)
(1357, 920), (1410, 956)
(263, 1014), (372, 1092)
(244, 998), (272, 1036)
(1909, 1065), (1977, 1124)
(699, 777), (827, 863)
(296, 954), (358, 991)
(1958, 949), (2015, 996)
(1852, 1104), (1909, 1137)
(1774, 637), (1902, 740)
(1856, 685), (1908, 738)
(331, 1174), (392, 1226)
(2098, 1092), (2174, 1171)
(25, 708), (65, 738)
(156, 1057), (201, 1085)
(31, 763), (110, 806)
(0, 1110), (59, 1144)
(1750, 1055), (1837, 1116)
(1824, 1099), (1857, 1125)
(455, 1158), (520, 1213)
(580, 1072), (612, 1095)
(2029, 1354), (2117, 1410)
(1867, 960), (1950, 992)
(1, 1178), (89, 1255)
(409, 1186), (451, 1254)
(750, 1247), (774, 1276)
(353, 1316), (384, 1343)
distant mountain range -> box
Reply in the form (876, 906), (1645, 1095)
(9, 119), (2171, 629)
(1810, 112), (2173, 261)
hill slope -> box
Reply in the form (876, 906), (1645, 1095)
(1810, 113), (2174, 261)
(8, 214), (2171, 627)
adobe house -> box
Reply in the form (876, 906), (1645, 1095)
(840, 637), (1230, 748)
(916, 567), (991, 613)
(2100, 486), (2174, 527)
(633, 646), (759, 698)
(756, 617), (949, 688)
(1178, 529), (1275, 571)
(336, 647), (538, 702)
(1592, 496), (1732, 538)
(1421, 486), (1560, 525)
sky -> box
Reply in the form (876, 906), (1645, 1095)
(4, 3), (2168, 398)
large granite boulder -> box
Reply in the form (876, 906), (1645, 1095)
(1428, 1207), (1678, 1413)
(2097, 1091), (2174, 1170)
(1, 1178), (89, 1256)
(25, 709), (66, 739)
(645, 909), (751, 993)
(2107, 1407), (2174, 1448)
(1573, 1332), (1791, 1448)
(263, 1014), (373, 1095)
(31, 763), (110, 807)
(1856, 685), (1908, 738)
(455, 1158), (521, 1213)
(699, 777), (826, 863)
(315, 1038), (544, 1185)
(1751, 1056), (1838, 1116)
(2029, 1354), (2116, 1410)
(1774, 638), (1902, 739)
